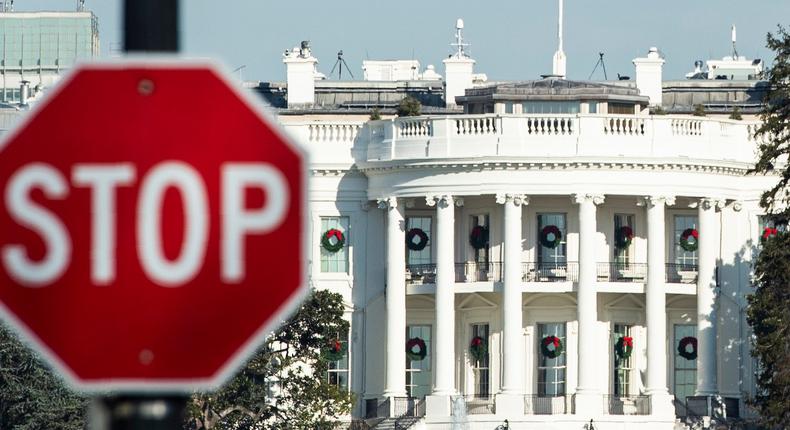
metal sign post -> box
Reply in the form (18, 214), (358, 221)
(92, 2), (185, 429)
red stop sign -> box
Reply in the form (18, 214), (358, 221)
(0, 61), (307, 391)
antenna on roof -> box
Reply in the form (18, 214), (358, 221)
(731, 24), (739, 58)
(450, 18), (470, 58)
(588, 52), (608, 80)
(552, 0), (567, 78)
(77, 0), (85, 11)
(330, 50), (354, 80)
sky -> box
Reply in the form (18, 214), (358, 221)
(12, 0), (790, 82)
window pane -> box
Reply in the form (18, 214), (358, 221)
(407, 217), (432, 266)
(537, 323), (566, 396)
(406, 325), (432, 398)
(538, 214), (567, 265)
(674, 215), (698, 266)
(614, 214), (634, 264)
(320, 217), (349, 273)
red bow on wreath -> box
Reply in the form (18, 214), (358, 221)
(549, 337), (559, 347)
(471, 337), (482, 347)
(331, 340), (342, 353)
(762, 227), (778, 240)
(622, 336), (633, 347)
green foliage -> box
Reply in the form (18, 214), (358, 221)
(369, 107), (381, 121)
(692, 104), (706, 117)
(729, 106), (743, 120)
(0, 324), (87, 429)
(751, 25), (790, 217)
(185, 290), (352, 429)
(746, 231), (790, 428)
(651, 105), (667, 115)
(747, 24), (790, 429)
(396, 96), (421, 117)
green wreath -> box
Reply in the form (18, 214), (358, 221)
(615, 226), (634, 249)
(678, 336), (697, 360)
(615, 336), (633, 360)
(323, 339), (347, 362)
(679, 228), (698, 252)
(406, 228), (429, 251)
(469, 336), (487, 362)
(469, 225), (489, 250)
(406, 337), (427, 361)
(540, 335), (563, 359)
(321, 228), (345, 253)
(539, 225), (562, 249)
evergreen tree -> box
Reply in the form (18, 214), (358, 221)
(746, 24), (790, 428)
(185, 290), (353, 429)
(396, 96), (421, 117)
(0, 325), (87, 429)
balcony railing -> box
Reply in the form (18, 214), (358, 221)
(604, 395), (650, 415)
(665, 263), (698, 284)
(463, 394), (495, 415)
(365, 114), (759, 164)
(522, 262), (579, 282)
(597, 262), (647, 282)
(405, 264), (436, 285)
(455, 262), (502, 282)
(392, 396), (426, 418)
(524, 395), (570, 414)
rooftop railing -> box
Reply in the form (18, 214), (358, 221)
(364, 114), (759, 164)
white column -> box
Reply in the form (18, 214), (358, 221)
(496, 193), (528, 395)
(696, 198), (721, 395)
(429, 194), (457, 396)
(379, 197), (407, 399)
(643, 195), (675, 415)
(572, 193), (604, 416)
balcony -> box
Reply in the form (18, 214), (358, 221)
(665, 263), (698, 284)
(604, 395), (650, 415)
(523, 262), (579, 283)
(462, 394), (495, 415)
(597, 262), (647, 283)
(364, 114), (758, 165)
(524, 395), (570, 415)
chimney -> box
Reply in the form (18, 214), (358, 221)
(283, 41), (318, 108)
(632, 47), (665, 106)
(443, 18), (475, 108)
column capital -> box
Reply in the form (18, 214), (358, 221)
(638, 195), (676, 208)
(495, 193), (529, 206)
(571, 193), (605, 205)
(697, 197), (726, 211)
(425, 194), (453, 208)
(377, 197), (398, 209)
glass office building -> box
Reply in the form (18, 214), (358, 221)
(0, 11), (99, 102)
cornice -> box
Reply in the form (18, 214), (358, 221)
(357, 159), (759, 177)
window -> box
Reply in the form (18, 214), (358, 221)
(505, 102), (514, 114)
(521, 101), (580, 114)
(609, 103), (634, 115)
(471, 323), (490, 397)
(614, 214), (635, 264)
(406, 325), (432, 399)
(673, 324), (697, 402)
(538, 213), (567, 265)
(326, 330), (349, 390)
(406, 217), (432, 266)
(674, 215), (698, 267)
(613, 324), (633, 396)
(471, 214), (490, 264)
(538, 323), (567, 396)
(587, 102), (598, 114)
(320, 216), (350, 273)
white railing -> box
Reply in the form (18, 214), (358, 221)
(362, 114), (759, 165)
(604, 116), (646, 136)
(525, 115), (574, 135)
(455, 115), (500, 135)
(306, 123), (362, 144)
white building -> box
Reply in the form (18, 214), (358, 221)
(265, 8), (779, 428)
